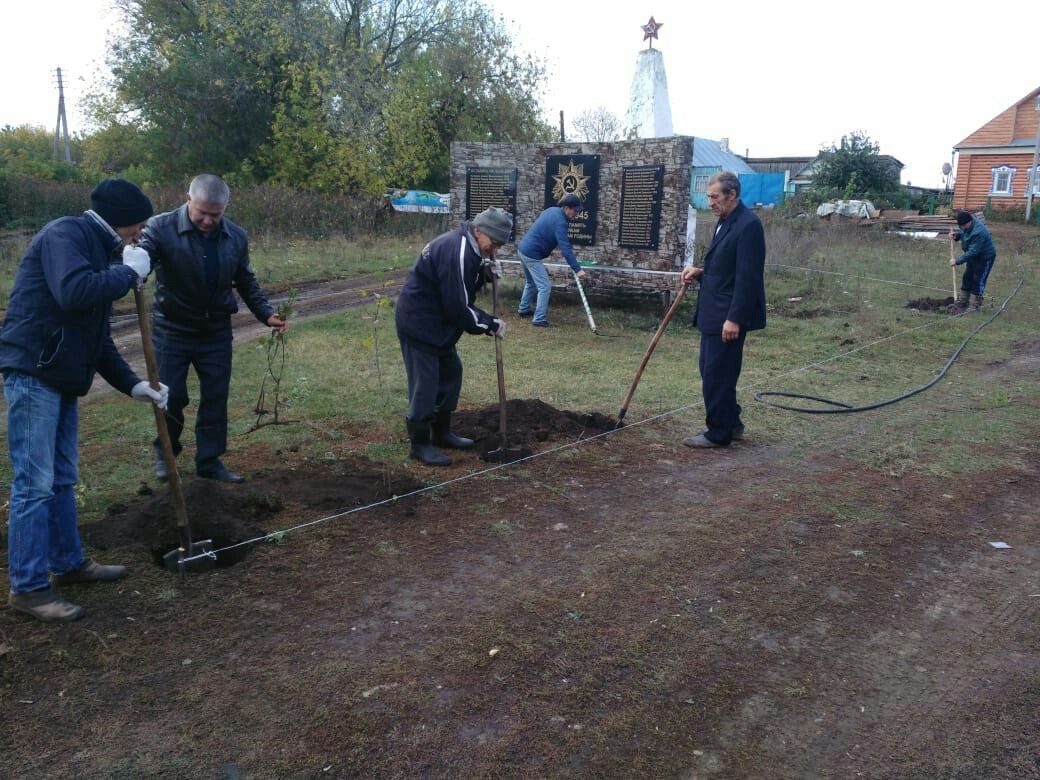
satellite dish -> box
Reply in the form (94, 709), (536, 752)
(942, 162), (952, 175)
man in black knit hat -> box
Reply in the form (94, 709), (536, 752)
(0, 179), (169, 622)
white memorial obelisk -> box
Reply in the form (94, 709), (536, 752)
(622, 16), (674, 140)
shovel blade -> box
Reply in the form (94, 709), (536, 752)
(163, 539), (217, 574)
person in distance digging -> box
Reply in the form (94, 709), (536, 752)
(0, 178), (169, 622)
(395, 207), (511, 466)
(515, 193), (588, 327)
(947, 211), (996, 313)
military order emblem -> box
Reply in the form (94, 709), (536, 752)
(551, 160), (591, 203)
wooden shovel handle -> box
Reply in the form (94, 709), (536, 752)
(617, 281), (689, 421)
(134, 287), (191, 540)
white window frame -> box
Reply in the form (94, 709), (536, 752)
(693, 174), (710, 193)
(989, 165), (1015, 196)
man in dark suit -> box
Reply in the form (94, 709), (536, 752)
(680, 172), (766, 448)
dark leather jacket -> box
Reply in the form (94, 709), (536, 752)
(0, 212), (141, 396)
(139, 204), (275, 336)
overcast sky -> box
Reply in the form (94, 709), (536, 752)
(3, 0), (1037, 189)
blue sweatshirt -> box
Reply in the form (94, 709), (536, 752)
(954, 220), (996, 266)
(517, 207), (580, 272)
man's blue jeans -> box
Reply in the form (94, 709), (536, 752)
(4, 372), (85, 593)
(517, 251), (553, 324)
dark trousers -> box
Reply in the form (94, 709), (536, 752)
(960, 258), (995, 296)
(153, 326), (233, 471)
(699, 331), (746, 445)
(398, 335), (462, 424)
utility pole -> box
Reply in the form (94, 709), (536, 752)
(559, 110), (565, 143)
(54, 67), (72, 163)
(1026, 96), (1040, 224)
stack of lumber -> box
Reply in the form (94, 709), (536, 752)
(884, 214), (957, 231)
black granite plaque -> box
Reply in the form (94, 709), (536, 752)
(543, 155), (600, 246)
(618, 164), (664, 250)
(466, 167), (517, 240)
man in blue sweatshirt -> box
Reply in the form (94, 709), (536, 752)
(948, 211), (996, 313)
(516, 194), (588, 327)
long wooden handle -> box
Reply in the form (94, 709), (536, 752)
(134, 287), (192, 542)
(573, 271), (597, 333)
(949, 233), (958, 299)
(617, 281), (689, 421)
(491, 275), (508, 445)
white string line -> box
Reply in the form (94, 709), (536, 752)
(180, 306), (985, 563)
(770, 263), (952, 294)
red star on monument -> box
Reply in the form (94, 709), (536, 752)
(641, 16), (663, 48)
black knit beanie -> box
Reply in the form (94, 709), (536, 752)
(90, 179), (154, 227)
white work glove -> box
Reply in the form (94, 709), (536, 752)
(492, 318), (506, 339)
(122, 245), (151, 285)
(131, 381), (169, 410)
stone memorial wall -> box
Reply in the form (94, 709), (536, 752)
(450, 137), (692, 294)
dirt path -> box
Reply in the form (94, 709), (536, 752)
(76, 271), (408, 403)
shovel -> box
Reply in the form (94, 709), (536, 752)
(482, 272), (525, 463)
(132, 285), (215, 575)
(573, 269), (600, 335)
(616, 280), (689, 427)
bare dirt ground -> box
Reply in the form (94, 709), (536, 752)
(1, 270), (1038, 777)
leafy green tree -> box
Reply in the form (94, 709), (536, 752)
(0, 125), (90, 182)
(93, 0), (552, 193)
(812, 131), (900, 195)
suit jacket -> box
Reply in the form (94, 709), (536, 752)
(693, 201), (767, 335)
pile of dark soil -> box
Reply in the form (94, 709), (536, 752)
(85, 464), (423, 569)
(453, 399), (616, 459)
(906, 296), (953, 311)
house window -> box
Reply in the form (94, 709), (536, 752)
(694, 175), (710, 193)
(990, 165), (1015, 196)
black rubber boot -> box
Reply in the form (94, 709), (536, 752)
(407, 420), (451, 466)
(968, 293), (983, 312)
(432, 411), (474, 450)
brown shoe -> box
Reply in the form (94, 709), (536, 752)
(51, 559), (128, 586)
(9, 588), (85, 622)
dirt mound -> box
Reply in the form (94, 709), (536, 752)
(85, 463), (423, 569)
(453, 399), (616, 459)
(906, 296), (953, 311)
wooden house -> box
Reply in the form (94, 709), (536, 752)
(952, 87), (1040, 212)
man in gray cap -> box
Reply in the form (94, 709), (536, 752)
(516, 193), (588, 327)
(394, 207), (511, 466)
(0, 178), (169, 622)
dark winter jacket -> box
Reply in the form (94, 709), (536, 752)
(693, 201), (767, 335)
(954, 220), (996, 266)
(517, 207), (581, 271)
(395, 221), (500, 353)
(0, 212), (141, 396)
(139, 204), (275, 337)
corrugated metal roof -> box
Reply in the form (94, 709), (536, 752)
(691, 137), (754, 173)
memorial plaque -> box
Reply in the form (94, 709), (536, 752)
(543, 155), (600, 246)
(466, 167), (517, 240)
(618, 164), (664, 250)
